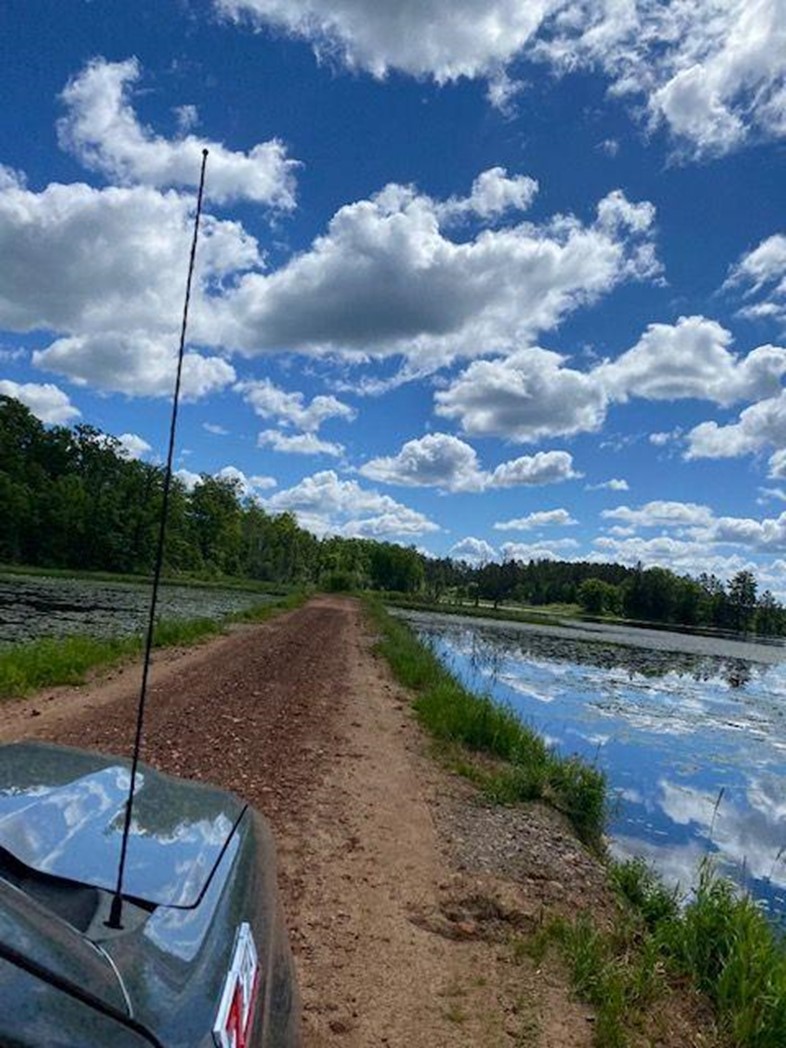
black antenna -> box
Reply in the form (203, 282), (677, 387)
(107, 149), (209, 930)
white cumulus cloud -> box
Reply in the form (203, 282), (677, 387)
(494, 508), (577, 531)
(602, 500), (715, 529)
(500, 539), (579, 560)
(359, 433), (484, 492)
(237, 377), (355, 430)
(767, 449), (786, 479)
(1, 142), (658, 402)
(116, 432), (152, 460)
(175, 468), (203, 492)
(538, 0), (786, 158)
(595, 500), (786, 571)
(725, 233), (786, 325)
(360, 434), (581, 491)
(437, 316), (786, 444)
(585, 478), (629, 491)
(0, 173), (257, 398)
(490, 450), (581, 487)
(592, 533), (753, 580)
(261, 469), (439, 537)
(0, 181), (258, 337)
(435, 347), (608, 442)
(215, 464), (277, 497)
(35, 333), (236, 399)
(0, 380), (80, 424)
(706, 512), (786, 552)
(449, 536), (498, 563)
(58, 57), (298, 207)
(214, 180), (658, 363)
(257, 429), (345, 456)
(685, 390), (786, 463)
(597, 316), (786, 406)
(436, 168), (539, 222)
(216, 0), (554, 83)
(217, 0), (786, 156)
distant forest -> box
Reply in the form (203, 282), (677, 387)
(2, 394), (784, 636)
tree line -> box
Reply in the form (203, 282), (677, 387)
(474, 559), (782, 635)
(0, 395), (425, 591)
(2, 395), (783, 635)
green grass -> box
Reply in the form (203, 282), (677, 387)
(552, 915), (665, 1048)
(533, 857), (786, 1048)
(366, 597), (607, 846)
(656, 862), (786, 1047)
(0, 634), (139, 697)
(0, 591), (306, 700)
(228, 589), (306, 622)
(515, 874), (676, 1047)
(609, 855), (786, 1045)
(609, 856), (680, 930)
(0, 564), (154, 587)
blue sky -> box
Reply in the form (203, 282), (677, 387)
(3, 0), (786, 591)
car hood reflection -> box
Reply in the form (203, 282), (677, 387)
(0, 743), (243, 907)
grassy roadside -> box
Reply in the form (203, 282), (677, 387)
(368, 599), (786, 1048)
(365, 596), (606, 846)
(0, 591), (306, 700)
(531, 857), (786, 1048)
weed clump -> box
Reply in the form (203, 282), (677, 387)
(609, 856), (679, 930)
(658, 863), (786, 1047)
(537, 857), (786, 1047)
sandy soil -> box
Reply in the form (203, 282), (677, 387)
(1, 596), (599, 1046)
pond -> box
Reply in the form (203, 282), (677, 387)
(0, 573), (274, 646)
(398, 608), (786, 919)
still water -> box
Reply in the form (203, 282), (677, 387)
(0, 573), (273, 645)
(400, 609), (786, 918)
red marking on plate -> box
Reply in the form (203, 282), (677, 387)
(213, 924), (261, 1048)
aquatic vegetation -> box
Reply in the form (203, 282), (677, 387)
(0, 593), (304, 699)
(0, 572), (282, 646)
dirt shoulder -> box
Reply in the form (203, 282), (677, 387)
(1, 595), (600, 1046)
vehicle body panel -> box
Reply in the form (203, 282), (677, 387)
(0, 958), (154, 1048)
(0, 742), (300, 1047)
(0, 743), (243, 908)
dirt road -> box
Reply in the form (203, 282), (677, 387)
(0, 596), (595, 1046)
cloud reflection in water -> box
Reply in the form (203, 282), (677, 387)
(407, 612), (786, 915)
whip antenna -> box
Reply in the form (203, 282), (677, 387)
(107, 149), (209, 930)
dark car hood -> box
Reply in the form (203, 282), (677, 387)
(0, 742), (245, 908)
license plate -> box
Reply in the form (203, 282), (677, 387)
(213, 923), (261, 1048)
